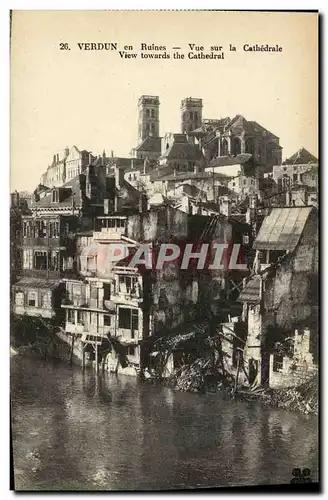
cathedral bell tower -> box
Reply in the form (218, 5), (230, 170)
(181, 97), (203, 134)
(138, 95), (160, 142)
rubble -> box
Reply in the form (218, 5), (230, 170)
(237, 375), (318, 415)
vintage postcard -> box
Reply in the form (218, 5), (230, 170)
(10, 10), (319, 491)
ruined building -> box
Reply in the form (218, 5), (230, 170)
(12, 164), (108, 321)
(238, 206), (318, 387)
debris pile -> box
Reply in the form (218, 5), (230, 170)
(173, 359), (211, 393)
(238, 375), (318, 415)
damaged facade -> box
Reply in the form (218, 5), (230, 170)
(238, 206), (318, 388)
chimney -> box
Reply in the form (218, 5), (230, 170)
(111, 150), (114, 158)
(89, 152), (93, 164)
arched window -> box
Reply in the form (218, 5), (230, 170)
(151, 109), (155, 118)
(146, 109), (150, 117)
(194, 112), (198, 121)
(245, 138), (254, 155)
(190, 111), (193, 120)
(151, 123), (156, 135)
(221, 138), (229, 156)
(232, 137), (241, 155)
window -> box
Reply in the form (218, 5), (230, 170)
(221, 139), (229, 156)
(67, 309), (75, 323)
(15, 292), (24, 306)
(103, 282), (110, 300)
(27, 291), (37, 307)
(283, 167), (287, 172)
(77, 311), (84, 325)
(118, 307), (139, 335)
(245, 138), (254, 155)
(146, 109), (150, 117)
(243, 234), (250, 245)
(34, 251), (48, 270)
(42, 291), (51, 308)
(50, 221), (60, 238)
(65, 257), (74, 270)
(118, 307), (131, 329)
(52, 190), (59, 203)
(50, 251), (59, 271)
(127, 346), (135, 356)
(104, 315), (111, 326)
(118, 275), (138, 294)
(23, 249), (33, 269)
(233, 137), (241, 155)
(131, 310), (138, 333)
(151, 109), (155, 118)
(293, 173), (298, 183)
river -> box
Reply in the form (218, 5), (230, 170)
(10, 356), (318, 491)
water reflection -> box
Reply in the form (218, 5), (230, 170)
(11, 356), (318, 491)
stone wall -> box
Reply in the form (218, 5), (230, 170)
(269, 327), (318, 389)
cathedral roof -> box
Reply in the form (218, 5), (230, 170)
(283, 148), (318, 165)
(208, 153), (252, 167)
(135, 136), (161, 152)
(160, 141), (203, 161)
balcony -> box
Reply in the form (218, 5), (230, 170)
(93, 227), (126, 241)
(62, 297), (116, 313)
(21, 269), (62, 279)
(111, 290), (142, 306)
(65, 322), (115, 338)
(21, 268), (78, 279)
(22, 236), (67, 249)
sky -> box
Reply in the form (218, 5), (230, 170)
(10, 10), (318, 192)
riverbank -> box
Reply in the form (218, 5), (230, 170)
(145, 359), (318, 416)
(10, 313), (318, 417)
(236, 377), (318, 415)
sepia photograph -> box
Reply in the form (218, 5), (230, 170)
(9, 10), (319, 491)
